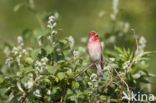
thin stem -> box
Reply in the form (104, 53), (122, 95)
(119, 82), (124, 103)
(114, 68), (130, 103)
(72, 62), (96, 80)
(28, 0), (45, 29)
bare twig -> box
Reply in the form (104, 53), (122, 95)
(21, 94), (27, 103)
(114, 68), (130, 103)
(103, 80), (113, 91)
(72, 62), (96, 80)
(119, 82), (124, 103)
(60, 92), (64, 103)
(126, 29), (139, 73)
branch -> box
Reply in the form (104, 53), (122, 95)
(103, 69), (117, 91)
(102, 61), (130, 103)
(72, 62), (96, 80)
(60, 89), (65, 103)
(114, 68), (130, 103)
(21, 94), (27, 103)
(119, 82), (124, 103)
(126, 29), (139, 73)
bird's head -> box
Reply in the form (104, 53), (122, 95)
(89, 31), (99, 41)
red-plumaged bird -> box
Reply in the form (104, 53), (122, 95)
(88, 31), (103, 79)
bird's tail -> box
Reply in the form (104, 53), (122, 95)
(95, 63), (103, 79)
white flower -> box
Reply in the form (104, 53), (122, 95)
(113, 0), (119, 14)
(123, 61), (130, 69)
(49, 16), (55, 22)
(5, 57), (13, 67)
(47, 90), (51, 95)
(41, 57), (49, 63)
(16, 55), (22, 66)
(51, 30), (57, 35)
(12, 47), (18, 55)
(73, 50), (79, 59)
(109, 58), (115, 61)
(104, 65), (111, 71)
(90, 73), (97, 81)
(80, 37), (87, 43)
(35, 60), (42, 67)
(123, 22), (130, 33)
(67, 36), (74, 48)
(35, 57), (48, 72)
(47, 25), (53, 29)
(137, 36), (147, 54)
(22, 49), (28, 55)
(33, 89), (41, 97)
(17, 36), (23, 44)
(4, 47), (10, 56)
(24, 78), (33, 89)
(88, 82), (92, 86)
(139, 36), (146, 48)
(110, 0), (119, 20)
(47, 15), (57, 30)
(133, 73), (140, 79)
(38, 36), (42, 46)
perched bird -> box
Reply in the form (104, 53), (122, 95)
(88, 31), (103, 79)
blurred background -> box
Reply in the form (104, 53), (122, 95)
(0, 0), (156, 94)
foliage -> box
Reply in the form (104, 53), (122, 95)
(0, 0), (155, 103)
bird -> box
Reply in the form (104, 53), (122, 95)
(88, 31), (104, 79)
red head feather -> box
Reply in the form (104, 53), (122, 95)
(89, 31), (99, 41)
(89, 31), (97, 38)
(89, 31), (97, 35)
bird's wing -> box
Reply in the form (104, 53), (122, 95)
(101, 53), (104, 69)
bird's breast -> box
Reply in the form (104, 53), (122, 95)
(88, 41), (102, 62)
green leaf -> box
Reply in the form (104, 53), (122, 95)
(25, 57), (33, 65)
(47, 64), (59, 75)
(21, 67), (32, 72)
(31, 49), (40, 59)
(99, 95), (107, 101)
(16, 72), (23, 77)
(45, 45), (53, 54)
(68, 95), (77, 101)
(57, 72), (66, 80)
(33, 29), (50, 37)
(13, 3), (24, 12)
(0, 77), (4, 84)
(66, 70), (74, 77)
(72, 81), (79, 89)
(60, 39), (68, 44)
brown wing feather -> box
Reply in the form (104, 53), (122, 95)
(101, 54), (104, 69)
